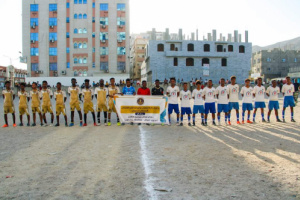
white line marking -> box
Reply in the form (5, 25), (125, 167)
(139, 126), (157, 200)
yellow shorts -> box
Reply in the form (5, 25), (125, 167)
(84, 102), (95, 114)
(70, 102), (81, 112)
(42, 105), (53, 114)
(19, 107), (29, 116)
(97, 104), (108, 112)
(56, 105), (66, 116)
(108, 105), (117, 113)
(4, 106), (14, 114)
(32, 106), (41, 114)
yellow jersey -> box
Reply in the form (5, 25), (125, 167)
(54, 90), (66, 106)
(82, 88), (94, 103)
(41, 88), (53, 107)
(30, 89), (42, 107)
(18, 91), (29, 108)
(2, 89), (14, 107)
(68, 86), (81, 104)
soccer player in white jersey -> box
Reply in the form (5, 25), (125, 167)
(179, 82), (192, 126)
(240, 79), (253, 124)
(192, 81), (205, 126)
(227, 76), (240, 125)
(252, 77), (266, 123)
(282, 76), (296, 122)
(203, 80), (216, 126)
(266, 80), (282, 122)
(166, 77), (180, 125)
(215, 78), (229, 125)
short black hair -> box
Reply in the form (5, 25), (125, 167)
(230, 76), (236, 80)
(257, 77), (262, 80)
(110, 77), (115, 81)
(170, 77), (176, 81)
(208, 79), (213, 82)
(32, 82), (37, 86)
(84, 79), (90, 83)
(57, 82), (61, 85)
(245, 78), (250, 82)
(183, 82), (188, 85)
(142, 80), (147, 83)
(271, 80), (276, 82)
(220, 78), (225, 81)
(286, 76), (291, 79)
(20, 82), (26, 86)
(5, 81), (10, 85)
(196, 81), (201, 85)
(126, 78), (131, 82)
(155, 79), (160, 82)
(71, 78), (76, 81)
(42, 80), (47, 84)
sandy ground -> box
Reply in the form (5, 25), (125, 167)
(0, 96), (300, 200)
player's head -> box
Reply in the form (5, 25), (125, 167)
(208, 79), (213, 87)
(155, 79), (160, 87)
(42, 80), (47, 88)
(20, 82), (26, 90)
(5, 81), (11, 89)
(170, 77), (176, 86)
(196, 80), (201, 89)
(56, 82), (62, 89)
(99, 79), (104, 86)
(183, 82), (188, 90)
(220, 78), (225, 85)
(286, 76), (291, 84)
(110, 77), (115, 85)
(84, 79), (90, 87)
(32, 82), (37, 89)
(245, 78), (250, 86)
(231, 76), (236, 84)
(71, 78), (77, 85)
(142, 80), (147, 87)
(126, 78), (131, 87)
(271, 79), (277, 87)
(257, 77), (262, 85)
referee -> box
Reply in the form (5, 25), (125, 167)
(152, 79), (164, 95)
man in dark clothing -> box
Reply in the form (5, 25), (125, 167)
(152, 79), (164, 95)
(294, 79), (300, 105)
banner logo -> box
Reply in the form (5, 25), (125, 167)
(137, 98), (144, 105)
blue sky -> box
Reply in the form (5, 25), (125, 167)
(0, 0), (299, 69)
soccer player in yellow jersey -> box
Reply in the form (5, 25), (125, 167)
(94, 79), (108, 125)
(41, 80), (54, 126)
(18, 82), (30, 126)
(54, 82), (68, 127)
(2, 81), (16, 127)
(68, 78), (83, 127)
(82, 79), (96, 126)
(107, 78), (121, 126)
(30, 82), (43, 126)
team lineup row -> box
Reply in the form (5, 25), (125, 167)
(1, 76), (298, 127)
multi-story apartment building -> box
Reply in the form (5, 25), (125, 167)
(22, 0), (130, 78)
(142, 29), (252, 84)
(130, 38), (147, 80)
(251, 49), (300, 82)
(0, 66), (27, 87)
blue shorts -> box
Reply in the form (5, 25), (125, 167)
(242, 103), (253, 111)
(205, 102), (216, 114)
(284, 96), (295, 108)
(217, 104), (229, 113)
(193, 105), (205, 114)
(268, 101), (279, 110)
(229, 102), (239, 110)
(168, 104), (180, 114)
(254, 102), (266, 109)
(181, 107), (192, 115)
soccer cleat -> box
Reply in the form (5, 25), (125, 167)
(193, 122), (195, 126)
(213, 121), (216, 126)
(228, 121), (231, 125)
(291, 119), (296, 122)
(49, 124), (53, 127)
(117, 122), (121, 126)
(104, 123), (108, 126)
(43, 124), (48, 127)
(130, 122), (134, 125)
(242, 120), (245, 124)
(204, 122), (208, 126)
(188, 122), (192, 126)
(267, 120), (270, 123)
(26, 123), (30, 127)
(262, 119), (267, 122)
(80, 122), (83, 127)
(83, 123), (87, 126)
(69, 123), (74, 127)
(151, 123), (155, 126)
(94, 123), (97, 126)
(237, 121), (241, 125)
(138, 123), (141, 126)
(201, 122), (205, 126)
(176, 122), (180, 126)
(247, 120), (253, 124)
(55, 124), (60, 127)
(13, 124), (17, 127)
(161, 123), (165, 126)
(19, 123), (24, 126)
(40, 123), (44, 127)
(225, 121), (228, 126)
(65, 123), (68, 127)
(276, 119), (282, 122)
(2, 124), (8, 128)
(282, 119), (286, 123)
(31, 123), (36, 127)
(107, 122), (111, 126)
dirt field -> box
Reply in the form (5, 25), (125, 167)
(0, 96), (299, 200)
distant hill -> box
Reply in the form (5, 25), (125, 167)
(252, 36), (300, 53)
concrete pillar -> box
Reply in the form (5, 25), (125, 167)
(223, 37), (225, 41)
(208, 33), (212, 41)
(151, 28), (156, 40)
(234, 30), (238, 42)
(178, 29), (183, 40)
(203, 36), (206, 41)
(191, 33), (195, 41)
(196, 29), (199, 41)
(165, 28), (170, 40)
(220, 33), (223, 41)
(212, 29), (217, 41)
(245, 30), (249, 43)
(239, 34), (242, 43)
(228, 34), (232, 42)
